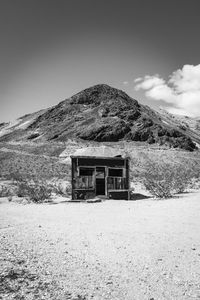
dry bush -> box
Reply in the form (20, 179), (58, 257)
(8, 172), (71, 202)
(12, 174), (54, 203)
(142, 160), (198, 198)
(127, 146), (200, 198)
(172, 166), (192, 193)
(142, 161), (175, 198)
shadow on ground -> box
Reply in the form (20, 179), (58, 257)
(130, 193), (151, 200)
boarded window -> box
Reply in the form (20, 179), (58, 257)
(108, 168), (123, 177)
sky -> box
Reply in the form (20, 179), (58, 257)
(1, 0), (200, 122)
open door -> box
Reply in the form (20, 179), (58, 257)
(95, 167), (105, 195)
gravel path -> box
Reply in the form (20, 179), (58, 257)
(1, 192), (200, 300)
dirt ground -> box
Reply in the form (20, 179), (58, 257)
(1, 192), (200, 300)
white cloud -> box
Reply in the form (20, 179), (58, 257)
(134, 75), (165, 90)
(134, 64), (200, 117)
(145, 84), (176, 103)
(169, 64), (200, 92)
(134, 77), (142, 83)
(123, 81), (129, 85)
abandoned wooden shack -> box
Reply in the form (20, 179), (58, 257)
(70, 146), (130, 200)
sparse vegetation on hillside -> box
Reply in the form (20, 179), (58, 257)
(0, 141), (66, 157)
(0, 151), (70, 181)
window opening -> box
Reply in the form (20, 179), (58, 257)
(108, 168), (123, 177)
(75, 167), (94, 189)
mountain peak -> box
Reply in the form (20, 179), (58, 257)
(87, 83), (113, 89)
(0, 84), (198, 151)
(82, 83), (120, 92)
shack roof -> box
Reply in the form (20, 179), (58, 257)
(71, 145), (124, 158)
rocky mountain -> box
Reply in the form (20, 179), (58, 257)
(0, 84), (199, 151)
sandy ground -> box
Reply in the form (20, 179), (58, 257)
(1, 192), (200, 300)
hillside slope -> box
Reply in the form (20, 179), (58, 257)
(0, 84), (199, 151)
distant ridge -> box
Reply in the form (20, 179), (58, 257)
(0, 84), (199, 151)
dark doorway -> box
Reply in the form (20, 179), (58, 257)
(96, 167), (105, 195)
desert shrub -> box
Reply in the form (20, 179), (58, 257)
(142, 160), (196, 198)
(142, 161), (175, 198)
(172, 165), (193, 193)
(11, 172), (72, 202)
(14, 175), (54, 203)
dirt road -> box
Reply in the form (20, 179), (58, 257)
(1, 192), (200, 299)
